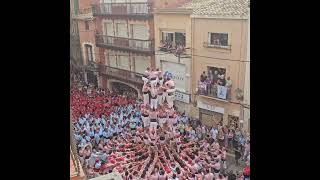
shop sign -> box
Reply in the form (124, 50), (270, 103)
(197, 101), (224, 114)
(161, 61), (186, 92)
(175, 91), (190, 103)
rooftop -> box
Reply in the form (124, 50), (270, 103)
(179, 0), (249, 17)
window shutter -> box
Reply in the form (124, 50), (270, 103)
(117, 23), (127, 38)
(118, 53), (129, 70)
(132, 24), (148, 40)
(109, 53), (117, 68)
(105, 23), (114, 36)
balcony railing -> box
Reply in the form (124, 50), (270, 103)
(198, 81), (230, 101)
(74, 7), (94, 20)
(92, 3), (152, 17)
(99, 65), (144, 84)
(96, 34), (154, 54)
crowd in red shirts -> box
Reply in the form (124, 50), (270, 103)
(71, 85), (136, 122)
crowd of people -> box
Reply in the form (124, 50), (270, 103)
(71, 67), (250, 180)
(198, 69), (232, 100)
(159, 40), (186, 56)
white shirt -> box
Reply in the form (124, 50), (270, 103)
(211, 128), (218, 139)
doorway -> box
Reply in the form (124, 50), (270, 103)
(111, 82), (138, 98)
(87, 71), (98, 87)
(228, 115), (239, 129)
(199, 108), (223, 128)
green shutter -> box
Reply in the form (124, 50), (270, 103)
(74, 0), (79, 15)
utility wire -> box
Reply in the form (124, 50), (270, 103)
(71, 51), (250, 62)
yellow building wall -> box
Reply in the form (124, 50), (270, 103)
(192, 17), (248, 124)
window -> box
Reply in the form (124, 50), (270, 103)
(198, 66), (228, 100)
(117, 53), (129, 70)
(131, 24), (148, 40)
(161, 31), (185, 46)
(209, 33), (229, 47)
(116, 23), (127, 38)
(175, 32), (186, 46)
(104, 22), (114, 36)
(160, 31), (186, 52)
(85, 21), (90, 30)
(84, 44), (93, 62)
(162, 32), (174, 43)
(108, 53), (117, 67)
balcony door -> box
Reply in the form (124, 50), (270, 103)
(104, 22), (114, 44)
(130, 24), (148, 49)
(115, 23), (129, 47)
(84, 44), (93, 65)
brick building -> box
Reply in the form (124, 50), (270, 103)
(72, 0), (159, 98)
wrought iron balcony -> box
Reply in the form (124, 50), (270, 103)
(96, 34), (154, 54)
(198, 80), (230, 102)
(82, 61), (99, 72)
(92, 2), (152, 19)
(74, 7), (94, 20)
(99, 65), (144, 85)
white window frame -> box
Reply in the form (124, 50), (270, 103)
(82, 42), (96, 64)
(115, 22), (128, 38)
(208, 32), (230, 49)
(102, 20), (114, 36)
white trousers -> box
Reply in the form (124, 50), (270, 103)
(167, 94), (174, 108)
(158, 94), (163, 106)
(159, 118), (166, 128)
(142, 116), (150, 127)
(151, 97), (158, 110)
(163, 92), (167, 103)
(143, 93), (149, 106)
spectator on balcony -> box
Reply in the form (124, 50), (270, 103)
(208, 70), (214, 95)
(174, 43), (184, 56)
(218, 73), (226, 86)
(166, 41), (174, 52)
(205, 76), (211, 95)
(160, 40), (166, 51)
(213, 81), (218, 98)
(200, 71), (207, 83)
(226, 77), (232, 100)
(212, 70), (219, 83)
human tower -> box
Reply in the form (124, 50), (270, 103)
(141, 67), (177, 137)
